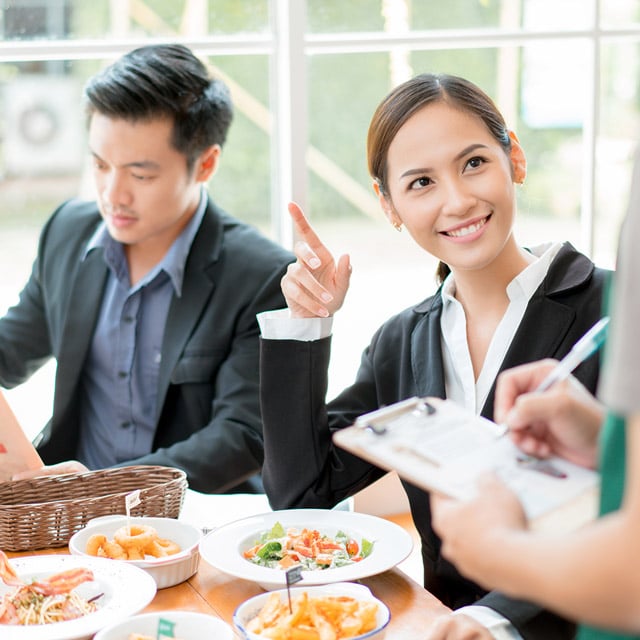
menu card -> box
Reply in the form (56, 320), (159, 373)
(333, 397), (600, 532)
(0, 390), (43, 482)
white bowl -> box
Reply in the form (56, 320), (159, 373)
(233, 582), (390, 640)
(69, 516), (201, 589)
(93, 610), (233, 640)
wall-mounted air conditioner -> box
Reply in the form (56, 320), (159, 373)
(2, 75), (84, 176)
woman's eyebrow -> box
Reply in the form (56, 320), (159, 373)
(399, 143), (490, 179)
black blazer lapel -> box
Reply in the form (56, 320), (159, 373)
(54, 250), (109, 419)
(481, 242), (597, 418)
(411, 295), (447, 399)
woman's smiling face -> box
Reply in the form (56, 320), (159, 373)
(380, 100), (525, 276)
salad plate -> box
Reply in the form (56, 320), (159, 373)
(199, 508), (413, 590)
(0, 554), (156, 640)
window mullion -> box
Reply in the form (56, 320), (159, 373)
(270, 0), (307, 248)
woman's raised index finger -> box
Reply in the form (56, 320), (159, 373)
(288, 201), (323, 249)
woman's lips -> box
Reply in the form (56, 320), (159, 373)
(441, 214), (491, 240)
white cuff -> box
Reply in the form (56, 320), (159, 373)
(257, 308), (334, 341)
(453, 605), (524, 640)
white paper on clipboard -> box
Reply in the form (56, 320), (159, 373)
(333, 397), (600, 532)
(0, 390), (43, 482)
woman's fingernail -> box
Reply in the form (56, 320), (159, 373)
(321, 292), (333, 303)
(309, 257), (321, 268)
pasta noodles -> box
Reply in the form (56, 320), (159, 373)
(3, 589), (98, 625)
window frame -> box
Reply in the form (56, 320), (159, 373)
(0, 0), (638, 256)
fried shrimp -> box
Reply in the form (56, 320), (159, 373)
(147, 537), (181, 557)
(114, 524), (156, 554)
(102, 540), (128, 560)
(85, 534), (107, 557)
(85, 534), (128, 560)
(84, 525), (181, 560)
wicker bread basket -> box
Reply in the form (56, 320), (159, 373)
(0, 465), (187, 552)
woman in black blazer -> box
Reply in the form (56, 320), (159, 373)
(258, 73), (609, 640)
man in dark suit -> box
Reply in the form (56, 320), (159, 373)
(0, 44), (293, 493)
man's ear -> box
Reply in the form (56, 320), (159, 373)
(508, 130), (527, 184)
(373, 180), (403, 229)
(195, 145), (221, 182)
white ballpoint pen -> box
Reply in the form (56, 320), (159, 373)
(498, 316), (610, 441)
(534, 316), (610, 393)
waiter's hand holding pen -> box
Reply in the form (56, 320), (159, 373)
(494, 318), (609, 469)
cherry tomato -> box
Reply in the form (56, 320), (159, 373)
(346, 539), (359, 556)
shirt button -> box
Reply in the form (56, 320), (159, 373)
(118, 371), (127, 379)
(124, 316), (134, 323)
(121, 421), (131, 429)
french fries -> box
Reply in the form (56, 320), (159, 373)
(245, 591), (379, 639)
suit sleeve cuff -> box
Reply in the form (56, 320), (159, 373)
(454, 605), (524, 640)
(257, 308), (333, 341)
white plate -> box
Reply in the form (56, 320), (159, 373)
(199, 509), (413, 590)
(0, 554), (157, 640)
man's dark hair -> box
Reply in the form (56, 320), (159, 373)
(84, 44), (233, 172)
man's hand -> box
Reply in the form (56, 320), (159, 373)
(11, 460), (89, 481)
(280, 202), (351, 318)
(426, 612), (496, 640)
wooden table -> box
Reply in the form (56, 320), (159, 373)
(7, 513), (449, 639)
(151, 558), (449, 638)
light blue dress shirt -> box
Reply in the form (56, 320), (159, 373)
(77, 192), (207, 469)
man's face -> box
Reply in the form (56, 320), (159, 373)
(88, 113), (204, 259)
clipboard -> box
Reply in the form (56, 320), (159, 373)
(0, 389), (43, 482)
(333, 397), (600, 532)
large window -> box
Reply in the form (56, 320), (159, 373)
(1, 0), (639, 431)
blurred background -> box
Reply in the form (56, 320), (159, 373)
(0, 2), (639, 513)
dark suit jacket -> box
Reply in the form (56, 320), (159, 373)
(260, 243), (609, 639)
(0, 197), (294, 494)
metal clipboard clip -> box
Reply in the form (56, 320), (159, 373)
(357, 397), (437, 436)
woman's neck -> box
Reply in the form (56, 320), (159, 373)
(451, 242), (534, 312)
(450, 242), (535, 379)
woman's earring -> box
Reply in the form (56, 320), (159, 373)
(392, 221), (402, 232)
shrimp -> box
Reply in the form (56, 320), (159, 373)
(0, 598), (20, 624)
(0, 550), (23, 588)
(30, 566), (95, 596)
(1, 550), (95, 598)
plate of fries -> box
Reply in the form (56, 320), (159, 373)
(199, 509), (413, 591)
(233, 582), (390, 640)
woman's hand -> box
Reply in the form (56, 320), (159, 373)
(281, 202), (352, 318)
